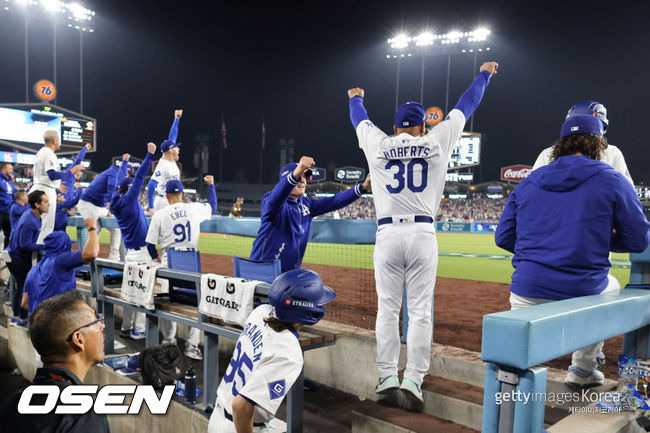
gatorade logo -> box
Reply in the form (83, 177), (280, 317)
(207, 278), (217, 290)
(226, 283), (235, 295)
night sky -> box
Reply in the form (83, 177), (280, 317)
(1, 0), (649, 184)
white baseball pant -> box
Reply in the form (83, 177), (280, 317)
(509, 274), (621, 371)
(32, 185), (56, 245)
(374, 221), (437, 386)
(159, 249), (200, 348)
(154, 195), (169, 211)
(77, 199), (122, 260)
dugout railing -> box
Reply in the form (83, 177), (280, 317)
(480, 243), (650, 433)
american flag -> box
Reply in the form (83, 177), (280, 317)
(221, 113), (227, 149)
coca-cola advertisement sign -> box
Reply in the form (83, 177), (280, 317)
(500, 165), (532, 182)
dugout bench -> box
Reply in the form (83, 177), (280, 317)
(77, 258), (341, 433)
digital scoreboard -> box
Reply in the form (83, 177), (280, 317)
(449, 132), (480, 169)
(0, 103), (96, 155)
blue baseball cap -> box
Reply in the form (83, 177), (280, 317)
(166, 179), (184, 193)
(560, 114), (604, 139)
(395, 102), (425, 128)
(161, 139), (182, 153)
(119, 177), (134, 191)
(279, 163), (312, 181)
(118, 355), (140, 375)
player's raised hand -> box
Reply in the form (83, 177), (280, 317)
(85, 143), (92, 150)
(480, 62), (499, 76)
(294, 156), (315, 178)
(347, 87), (365, 99)
(122, 153), (131, 161)
(69, 164), (83, 175)
(362, 173), (372, 193)
(58, 184), (69, 195)
(84, 218), (97, 230)
(204, 175), (214, 185)
(175, 109), (183, 119)
(147, 142), (157, 154)
(148, 208), (156, 215)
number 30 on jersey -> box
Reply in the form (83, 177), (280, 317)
(385, 159), (428, 193)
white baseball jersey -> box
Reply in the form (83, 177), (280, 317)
(215, 304), (303, 424)
(356, 109), (466, 219)
(145, 201), (212, 250)
(32, 146), (60, 189)
(532, 144), (633, 184)
(151, 158), (180, 196)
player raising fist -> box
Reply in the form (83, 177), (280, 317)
(347, 61), (498, 408)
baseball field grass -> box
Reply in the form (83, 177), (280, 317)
(71, 228), (631, 287)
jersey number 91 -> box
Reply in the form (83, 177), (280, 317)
(173, 222), (192, 242)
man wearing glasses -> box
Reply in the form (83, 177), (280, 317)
(22, 218), (100, 315)
(0, 291), (110, 432)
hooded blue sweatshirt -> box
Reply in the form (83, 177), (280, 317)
(496, 155), (649, 300)
(24, 232), (83, 314)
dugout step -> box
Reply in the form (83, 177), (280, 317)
(351, 399), (479, 433)
(412, 372), (572, 431)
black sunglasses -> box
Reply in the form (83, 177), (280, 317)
(66, 312), (104, 342)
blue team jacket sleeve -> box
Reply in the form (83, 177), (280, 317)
(208, 184), (217, 213)
(46, 169), (65, 181)
(610, 183), (650, 253)
(262, 174), (301, 219)
(54, 251), (84, 272)
(24, 227), (45, 252)
(454, 70), (491, 120)
(115, 160), (129, 190)
(72, 146), (87, 167)
(146, 243), (158, 260)
(61, 170), (76, 201)
(147, 180), (158, 209)
(125, 152), (154, 205)
(59, 187), (82, 209)
(349, 96), (370, 129)
(309, 184), (363, 217)
(168, 117), (180, 142)
(495, 190), (517, 254)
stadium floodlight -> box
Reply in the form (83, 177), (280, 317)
(415, 31), (434, 47)
(388, 33), (410, 50)
(41, 0), (59, 13)
(68, 2), (91, 20)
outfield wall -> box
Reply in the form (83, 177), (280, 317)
(68, 215), (498, 240)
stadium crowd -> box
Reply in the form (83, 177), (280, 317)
(316, 193), (508, 222)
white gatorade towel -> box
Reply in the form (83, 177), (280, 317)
(199, 274), (257, 326)
(120, 262), (161, 310)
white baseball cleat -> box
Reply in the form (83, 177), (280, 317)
(400, 378), (424, 406)
(565, 366), (604, 388)
(375, 375), (400, 394)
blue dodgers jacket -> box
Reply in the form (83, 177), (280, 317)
(250, 172), (364, 272)
(80, 163), (128, 208)
(110, 152), (155, 251)
(496, 155), (650, 300)
(0, 172), (15, 213)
